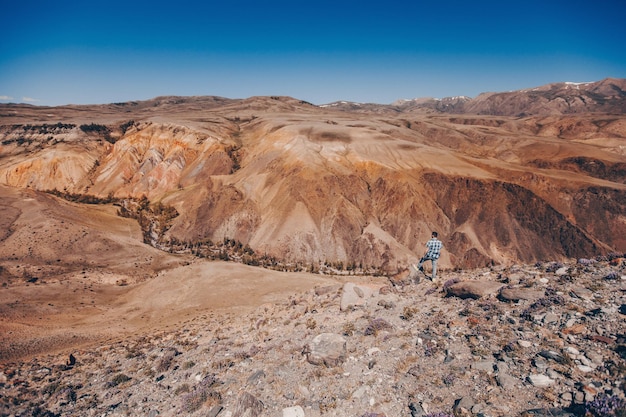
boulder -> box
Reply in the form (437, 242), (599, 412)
(445, 281), (505, 299)
(340, 282), (384, 311)
(305, 333), (347, 367)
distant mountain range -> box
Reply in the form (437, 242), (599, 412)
(321, 78), (626, 116)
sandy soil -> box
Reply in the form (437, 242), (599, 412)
(0, 185), (356, 362)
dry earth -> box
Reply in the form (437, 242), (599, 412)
(0, 184), (345, 362)
(0, 184), (625, 417)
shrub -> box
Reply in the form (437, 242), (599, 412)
(180, 375), (220, 413)
(306, 317), (317, 330)
(578, 258), (596, 266)
(401, 306), (419, 320)
(585, 394), (626, 417)
(545, 262), (564, 273)
(364, 318), (393, 336)
(342, 321), (356, 336)
(107, 373), (131, 387)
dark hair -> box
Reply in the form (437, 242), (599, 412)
(432, 231), (438, 237)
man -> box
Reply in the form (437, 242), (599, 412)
(412, 231), (443, 282)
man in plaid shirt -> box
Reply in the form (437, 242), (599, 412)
(412, 231), (443, 282)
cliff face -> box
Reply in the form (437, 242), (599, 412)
(1, 94), (625, 270)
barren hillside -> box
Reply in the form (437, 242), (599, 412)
(1, 87), (625, 271)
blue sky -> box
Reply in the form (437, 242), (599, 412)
(1, 0), (625, 106)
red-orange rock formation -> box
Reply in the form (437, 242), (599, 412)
(1, 88), (625, 271)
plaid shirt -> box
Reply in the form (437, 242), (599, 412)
(425, 238), (443, 259)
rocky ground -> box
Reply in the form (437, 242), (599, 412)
(1, 258), (625, 417)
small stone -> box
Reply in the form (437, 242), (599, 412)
(453, 396), (475, 413)
(574, 391), (585, 404)
(555, 267), (568, 276)
(340, 283), (384, 311)
(352, 386), (367, 399)
(539, 350), (566, 364)
(283, 405), (305, 417)
(527, 374), (555, 387)
(471, 361), (495, 372)
(298, 385), (310, 398)
(518, 340), (532, 348)
(409, 402), (426, 417)
(577, 365), (593, 373)
(368, 347), (381, 356)
(543, 312), (559, 324)
(562, 324), (586, 335)
(496, 372), (518, 390)
(305, 333), (347, 367)
(570, 287), (593, 300)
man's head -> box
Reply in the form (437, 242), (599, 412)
(432, 231), (438, 238)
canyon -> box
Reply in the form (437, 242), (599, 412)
(1, 79), (625, 272)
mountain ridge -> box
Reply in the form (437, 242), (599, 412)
(2, 78), (625, 118)
(0, 79), (625, 271)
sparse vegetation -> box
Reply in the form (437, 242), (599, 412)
(79, 123), (115, 143)
(107, 373), (131, 388)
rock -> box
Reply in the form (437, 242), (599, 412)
(533, 356), (549, 371)
(453, 396), (475, 413)
(555, 267), (569, 276)
(561, 324), (586, 335)
(527, 374), (555, 387)
(471, 361), (495, 372)
(340, 283), (383, 311)
(543, 312), (559, 324)
(283, 405), (305, 417)
(314, 284), (341, 296)
(589, 335), (614, 344)
(538, 350), (566, 364)
(445, 281), (505, 299)
(304, 333), (347, 367)
(570, 287), (593, 300)
(208, 406), (224, 417)
(586, 351), (604, 366)
(518, 340), (533, 348)
(389, 269), (415, 286)
(409, 402), (426, 417)
(233, 392), (264, 417)
(496, 372), (518, 390)
(499, 287), (544, 302)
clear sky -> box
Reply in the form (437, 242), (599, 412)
(2, 0), (625, 106)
